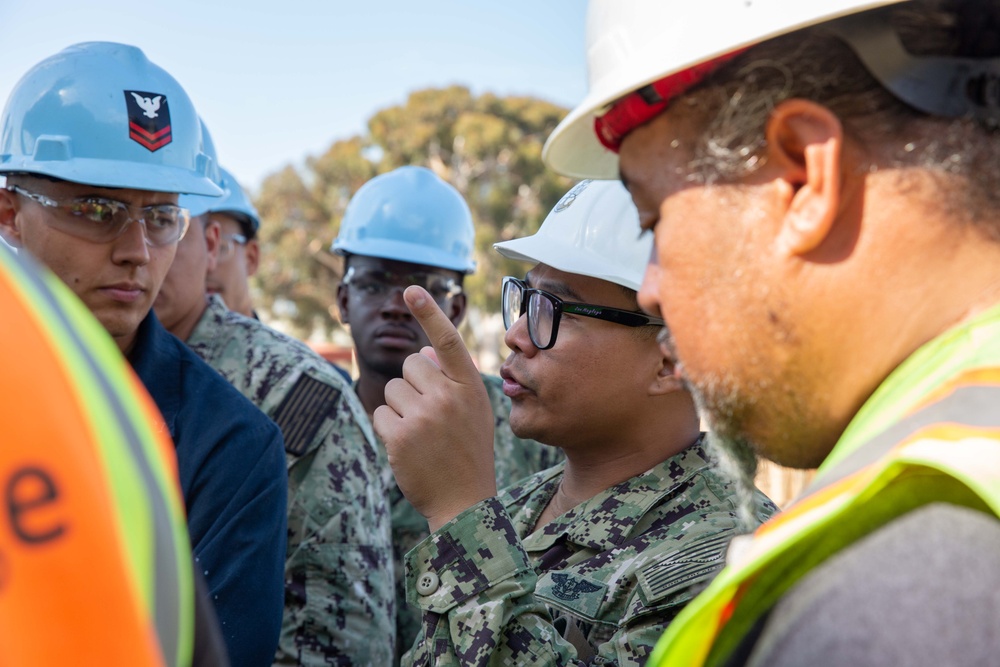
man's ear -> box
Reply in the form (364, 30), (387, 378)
(449, 291), (467, 328)
(649, 345), (685, 396)
(204, 219), (222, 273)
(0, 187), (23, 247)
(245, 239), (260, 277)
(336, 282), (351, 325)
(765, 99), (844, 257)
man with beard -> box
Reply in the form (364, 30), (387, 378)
(333, 165), (562, 664)
(374, 179), (775, 665)
(542, 1), (1000, 665)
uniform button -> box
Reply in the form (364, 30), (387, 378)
(416, 572), (440, 596)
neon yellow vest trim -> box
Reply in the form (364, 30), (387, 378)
(649, 304), (1000, 667)
(0, 249), (194, 666)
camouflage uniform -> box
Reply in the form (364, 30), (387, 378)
(401, 438), (777, 667)
(187, 295), (395, 666)
(364, 373), (563, 666)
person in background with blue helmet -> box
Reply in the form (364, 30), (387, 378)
(0, 42), (287, 667)
(155, 130), (396, 666)
(333, 165), (563, 664)
(204, 164), (352, 383)
(204, 166), (262, 318)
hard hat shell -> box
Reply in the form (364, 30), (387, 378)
(493, 179), (650, 291)
(0, 41), (221, 195)
(180, 167), (260, 233)
(543, 0), (908, 179)
(332, 166), (476, 274)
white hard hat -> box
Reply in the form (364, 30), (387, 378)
(493, 179), (651, 291)
(543, 0), (908, 179)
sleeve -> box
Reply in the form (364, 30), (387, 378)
(274, 387), (395, 666)
(187, 416), (288, 667)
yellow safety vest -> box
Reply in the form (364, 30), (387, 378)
(649, 321), (1000, 667)
(0, 247), (194, 666)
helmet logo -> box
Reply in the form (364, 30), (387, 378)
(554, 179), (592, 213)
(124, 90), (172, 152)
(130, 92), (162, 119)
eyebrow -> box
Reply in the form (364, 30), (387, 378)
(526, 271), (584, 301)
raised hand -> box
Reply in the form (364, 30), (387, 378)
(374, 286), (497, 532)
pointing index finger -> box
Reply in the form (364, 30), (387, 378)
(403, 285), (478, 384)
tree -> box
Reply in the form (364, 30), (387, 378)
(252, 86), (573, 364)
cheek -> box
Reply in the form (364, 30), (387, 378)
(148, 248), (178, 291)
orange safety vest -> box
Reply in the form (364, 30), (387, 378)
(648, 310), (1000, 666)
(0, 247), (194, 666)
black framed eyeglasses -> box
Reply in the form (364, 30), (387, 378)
(501, 276), (664, 350)
(6, 184), (190, 247)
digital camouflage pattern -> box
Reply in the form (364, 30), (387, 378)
(187, 296), (394, 666)
(367, 373), (563, 665)
(401, 438), (777, 667)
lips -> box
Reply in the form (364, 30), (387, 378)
(500, 363), (533, 399)
(373, 324), (418, 348)
(100, 282), (146, 303)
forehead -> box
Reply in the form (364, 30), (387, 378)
(526, 264), (633, 309)
(618, 111), (699, 195)
(347, 254), (455, 278)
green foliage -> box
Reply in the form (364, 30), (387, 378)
(252, 86), (574, 342)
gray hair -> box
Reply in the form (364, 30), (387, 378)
(679, 0), (1000, 239)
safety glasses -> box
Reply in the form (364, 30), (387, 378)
(7, 185), (190, 247)
(343, 266), (462, 306)
(217, 232), (248, 262)
(501, 276), (664, 350)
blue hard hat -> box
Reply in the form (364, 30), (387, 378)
(180, 166), (260, 235)
(332, 166), (476, 273)
(0, 42), (221, 196)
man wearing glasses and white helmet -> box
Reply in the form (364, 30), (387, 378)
(375, 179), (776, 665)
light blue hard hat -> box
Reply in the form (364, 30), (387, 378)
(331, 166), (476, 273)
(0, 42), (221, 196)
(180, 166), (260, 235)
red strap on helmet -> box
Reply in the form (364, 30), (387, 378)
(593, 49), (748, 153)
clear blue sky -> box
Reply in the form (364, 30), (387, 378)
(0, 0), (587, 193)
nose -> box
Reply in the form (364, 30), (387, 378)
(503, 311), (537, 356)
(379, 285), (411, 317)
(110, 217), (152, 266)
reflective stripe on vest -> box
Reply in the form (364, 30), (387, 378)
(647, 374), (1000, 667)
(0, 248), (193, 666)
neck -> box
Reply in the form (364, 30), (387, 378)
(116, 331), (137, 355)
(355, 367), (395, 420)
(169, 297), (209, 342)
(230, 289), (255, 318)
